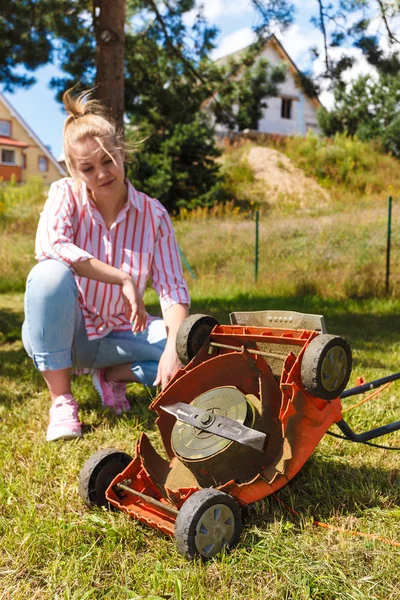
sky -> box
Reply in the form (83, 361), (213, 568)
(1, 0), (381, 160)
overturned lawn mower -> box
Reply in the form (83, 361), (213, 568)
(79, 310), (400, 560)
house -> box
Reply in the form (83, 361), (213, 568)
(0, 91), (65, 183)
(214, 34), (322, 137)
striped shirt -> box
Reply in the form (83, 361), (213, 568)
(35, 177), (190, 340)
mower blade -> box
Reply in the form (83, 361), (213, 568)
(160, 402), (267, 452)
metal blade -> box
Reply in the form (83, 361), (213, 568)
(160, 402), (267, 452)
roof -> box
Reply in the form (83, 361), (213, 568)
(0, 91), (66, 175)
(0, 136), (29, 148)
(215, 34), (322, 109)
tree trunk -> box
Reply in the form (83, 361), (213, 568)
(93, 0), (125, 132)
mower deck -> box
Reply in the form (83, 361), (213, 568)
(79, 310), (354, 559)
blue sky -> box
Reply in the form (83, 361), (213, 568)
(1, 0), (377, 159)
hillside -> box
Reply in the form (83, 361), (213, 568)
(220, 133), (400, 209)
(246, 145), (331, 207)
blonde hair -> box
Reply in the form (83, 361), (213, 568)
(62, 87), (127, 178)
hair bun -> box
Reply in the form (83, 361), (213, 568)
(63, 87), (105, 121)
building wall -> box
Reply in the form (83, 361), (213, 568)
(0, 163), (22, 183)
(257, 44), (320, 136)
(215, 40), (321, 138)
(0, 101), (62, 184)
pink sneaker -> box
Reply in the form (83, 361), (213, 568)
(46, 394), (82, 442)
(92, 369), (130, 415)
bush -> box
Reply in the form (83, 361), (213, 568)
(0, 177), (46, 231)
(278, 131), (400, 195)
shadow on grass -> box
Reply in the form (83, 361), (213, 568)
(245, 452), (399, 536)
(0, 306), (24, 343)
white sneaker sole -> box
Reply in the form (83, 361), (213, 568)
(46, 427), (82, 442)
(92, 371), (105, 404)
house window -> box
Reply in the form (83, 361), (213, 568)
(1, 149), (16, 164)
(0, 120), (11, 137)
(281, 98), (292, 120)
(38, 156), (49, 172)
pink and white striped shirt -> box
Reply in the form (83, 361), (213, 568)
(35, 177), (190, 340)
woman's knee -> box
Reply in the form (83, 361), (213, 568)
(26, 260), (77, 300)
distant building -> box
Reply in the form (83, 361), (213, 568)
(0, 91), (65, 183)
(214, 34), (322, 137)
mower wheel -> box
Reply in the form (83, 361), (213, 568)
(174, 488), (242, 560)
(176, 314), (220, 365)
(301, 334), (352, 400)
(78, 447), (132, 509)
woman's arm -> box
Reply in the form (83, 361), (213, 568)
(153, 302), (189, 389)
(72, 258), (147, 332)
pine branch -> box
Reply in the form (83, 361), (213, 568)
(145, 0), (237, 123)
(376, 0), (400, 45)
(317, 0), (330, 74)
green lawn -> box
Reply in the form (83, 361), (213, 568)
(0, 289), (399, 600)
(1, 175), (400, 598)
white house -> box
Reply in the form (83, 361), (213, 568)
(214, 34), (322, 137)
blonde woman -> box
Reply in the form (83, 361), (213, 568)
(22, 89), (189, 441)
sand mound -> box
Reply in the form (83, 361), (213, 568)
(246, 146), (331, 206)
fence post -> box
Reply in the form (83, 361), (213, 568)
(178, 246), (197, 280)
(255, 209), (259, 283)
(386, 195), (392, 295)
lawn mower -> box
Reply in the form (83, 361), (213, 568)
(78, 310), (400, 560)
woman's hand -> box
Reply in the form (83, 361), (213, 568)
(153, 303), (189, 389)
(121, 276), (147, 333)
(72, 258), (147, 332)
(153, 344), (183, 390)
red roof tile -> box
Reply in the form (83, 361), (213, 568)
(0, 136), (29, 148)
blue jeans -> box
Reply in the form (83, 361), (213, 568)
(22, 260), (167, 387)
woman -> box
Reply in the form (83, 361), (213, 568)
(22, 89), (190, 441)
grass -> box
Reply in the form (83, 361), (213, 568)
(1, 160), (400, 598)
(0, 290), (400, 599)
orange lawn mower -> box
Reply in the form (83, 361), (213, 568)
(78, 310), (400, 560)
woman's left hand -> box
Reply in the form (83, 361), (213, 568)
(153, 345), (183, 390)
(154, 303), (189, 390)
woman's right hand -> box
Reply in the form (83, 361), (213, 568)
(121, 276), (147, 333)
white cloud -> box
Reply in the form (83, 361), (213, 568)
(211, 27), (257, 60)
(183, 0), (252, 28)
(274, 23), (314, 71)
(201, 0), (252, 21)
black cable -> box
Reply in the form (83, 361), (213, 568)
(326, 430), (400, 450)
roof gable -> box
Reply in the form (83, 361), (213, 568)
(215, 34), (322, 109)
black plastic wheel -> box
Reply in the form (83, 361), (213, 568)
(174, 488), (242, 560)
(301, 334), (352, 400)
(78, 447), (132, 509)
(176, 314), (220, 365)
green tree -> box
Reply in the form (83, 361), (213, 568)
(306, 1), (400, 83)
(210, 49), (286, 131)
(122, 13), (288, 209)
(0, 0), (296, 210)
(0, 0), (89, 89)
(318, 72), (400, 157)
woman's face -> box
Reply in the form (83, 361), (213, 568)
(72, 136), (125, 202)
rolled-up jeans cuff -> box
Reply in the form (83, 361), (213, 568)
(33, 348), (74, 372)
